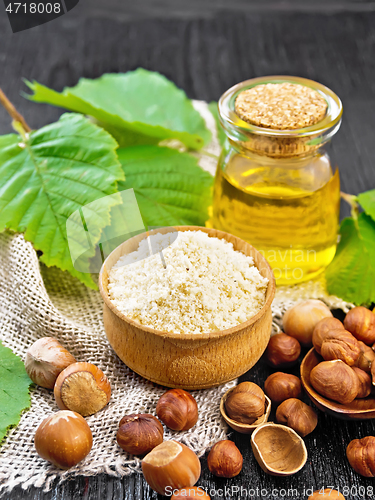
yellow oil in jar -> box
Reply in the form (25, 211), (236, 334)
(211, 156), (340, 285)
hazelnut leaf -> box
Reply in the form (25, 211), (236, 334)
(117, 145), (213, 226)
(0, 113), (124, 289)
(24, 69), (211, 150)
(358, 189), (375, 221)
(0, 342), (31, 445)
(326, 213), (375, 305)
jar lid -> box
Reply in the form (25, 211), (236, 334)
(235, 82), (327, 130)
(219, 76), (343, 158)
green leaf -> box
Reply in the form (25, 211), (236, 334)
(326, 213), (375, 305)
(0, 342), (31, 444)
(208, 101), (226, 148)
(117, 145), (213, 227)
(0, 113), (124, 289)
(25, 69), (211, 150)
(358, 189), (375, 221)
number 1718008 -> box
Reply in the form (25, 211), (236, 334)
(6, 2), (62, 14)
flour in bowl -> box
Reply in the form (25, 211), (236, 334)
(108, 231), (268, 334)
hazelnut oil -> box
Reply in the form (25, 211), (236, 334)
(211, 153), (340, 285)
(213, 76), (343, 285)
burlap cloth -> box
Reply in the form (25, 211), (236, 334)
(0, 102), (353, 493)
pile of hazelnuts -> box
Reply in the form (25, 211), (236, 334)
(264, 300), (375, 480)
(24, 337), (237, 498)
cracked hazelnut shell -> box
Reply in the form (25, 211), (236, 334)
(54, 362), (111, 416)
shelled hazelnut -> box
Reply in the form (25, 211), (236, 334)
(276, 398), (318, 437)
(283, 300), (333, 346)
(156, 389), (198, 431)
(319, 329), (361, 366)
(265, 333), (301, 368)
(344, 306), (375, 345)
(356, 341), (375, 373)
(312, 317), (345, 354)
(207, 440), (243, 478)
(264, 372), (302, 405)
(116, 414), (163, 455)
(352, 367), (372, 398)
(346, 436), (375, 477)
(34, 410), (92, 469)
(310, 360), (359, 404)
(54, 362), (111, 416)
(25, 337), (76, 389)
(142, 441), (201, 495)
(224, 382), (265, 424)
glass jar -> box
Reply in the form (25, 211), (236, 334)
(211, 76), (343, 285)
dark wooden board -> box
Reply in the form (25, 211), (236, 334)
(1, 5), (375, 499)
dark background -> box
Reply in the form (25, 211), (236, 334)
(1, 1), (375, 499)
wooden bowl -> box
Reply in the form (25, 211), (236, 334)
(220, 387), (271, 434)
(301, 348), (375, 419)
(99, 226), (275, 390)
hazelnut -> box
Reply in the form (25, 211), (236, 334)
(116, 414), (163, 455)
(308, 490), (345, 499)
(310, 360), (359, 404)
(156, 389), (198, 431)
(142, 440), (201, 495)
(24, 337), (76, 389)
(275, 398), (318, 437)
(319, 329), (361, 366)
(344, 306), (375, 345)
(283, 300), (333, 346)
(356, 341), (375, 373)
(264, 372), (302, 405)
(224, 382), (265, 424)
(54, 362), (111, 416)
(207, 440), (243, 478)
(346, 436), (375, 477)
(352, 367), (372, 398)
(34, 410), (92, 469)
(312, 317), (345, 354)
(265, 333), (301, 368)
(171, 487), (210, 499)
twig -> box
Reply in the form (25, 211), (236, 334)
(0, 88), (31, 132)
(340, 191), (359, 220)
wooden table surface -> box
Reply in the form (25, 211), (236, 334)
(1, 1), (375, 499)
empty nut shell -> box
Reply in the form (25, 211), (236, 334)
(264, 372), (302, 405)
(310, 360), (359, 404)
(346, 436), (375, 477)
(344, 306), (375, 345)
(156, 389), (198, 431)
(276, 398), (318, 437)
(265, 333), (301, 368)
(116, 414), (163, 455)
(224, 382), (265, 424)
(207, 440), (243, 478)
